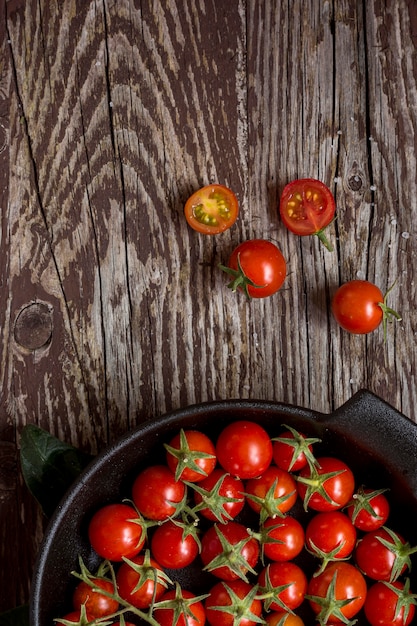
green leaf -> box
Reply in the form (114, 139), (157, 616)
(20, 424), (94, 517)
(0, 605), (29, 626)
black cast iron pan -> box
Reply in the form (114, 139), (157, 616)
(29, 390), (417, 625)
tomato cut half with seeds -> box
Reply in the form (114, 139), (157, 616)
(184, 184), (239, 234)
(279, 178), (335, 250)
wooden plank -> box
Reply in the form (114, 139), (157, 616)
(0, 0), (416, 613)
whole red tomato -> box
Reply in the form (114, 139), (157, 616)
(153, 587), (207, 626)
(258, 562), (307, 611)
(279, 178), (335, 250)
(364, 579), (416, 626)
(296, 456), (355, 511)
(216, 420), (273, 479)
(305, 510), (357, 564)
(192, 468), (245, 523)
(331, 279), (401, 335)
(245, 466), (298, 521)
(72, 576), (119, 618)
(200, 521), (259, 581)
(150, 518), (200, 569)
(184, 183), (239, 235)
(116, 552), (167, 609)
(132, 464), (186, 520)
(345, 486), (390, 531)
(307, 562), (367, 622)
(262, 515), (305, 562)
(355, 526), (412, 582)
(165, 429), (217, 482)
(272, 425), (320, 472)
(87, 502), (145, 561)
(220, 239), (286, 299)
(205, 579), (262, 626)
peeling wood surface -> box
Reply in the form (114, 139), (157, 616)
(1, 0), (417, 611)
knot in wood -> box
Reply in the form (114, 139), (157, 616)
(14, 302), (53, 351)
(348, 174), (363, 191)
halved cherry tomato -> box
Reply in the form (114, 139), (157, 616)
(331, 279), (401, 336)
(220, 239), (287, 299)
(184, 183), (239, 234)
(279, 178), (335, 250)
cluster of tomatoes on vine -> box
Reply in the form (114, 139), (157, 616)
(56, 420), (417, 626)
(184, 180), (401, 337)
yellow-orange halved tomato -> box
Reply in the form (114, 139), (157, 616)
(184, 184), (239, 235)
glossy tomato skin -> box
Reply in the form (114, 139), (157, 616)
(305, 511), (357, 560)
(205, 580), (262, 626)
(87, 502), (145, 561)
(116, 553), (167, 609)
(355, 527), (408, 581)
(192, 468), (245, 522)
(153, 589), (206, 626)
(150, 519), (200, 569)
(279, 178), (335, 238)
(262, 515), (305, 562)
(272, 430), (315, 472)
(297, 456), (355, 511)
(184, 183), (239, 235)
(265, 611), (305, 626)
(72, 577), (119, 618)
(165, 429), (216, 482)
(307, 562), (367, 621)
(225, 239), (287, 298)
(245, 466), (298, 517)
(345, 487), (390, 531)
(132, 464), (186, 520)
(259, 562), (307, 611)
(364, 580), (415, 626)
(216, 420), (273, 479)
(200, 521), (259, 581)
(331, 280), (385, 334)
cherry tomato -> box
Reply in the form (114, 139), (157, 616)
(205, 580), (263, 626)
(262, 516), (305, 562)
(265, 612), (305, 626)
(72, 576), (119, 618)
(258, 562), (307, 611)
(153, 587), (207, 626)
(216, 420), (273, 479)
(165, 429), (217, 482)
(364, 580), (416, 626)
(345, 486), (390, 531)
(355, 526), (412, 582)
(279, 178), (335, 250)
(87, 503), (145, 561)
(116, 552), (167, 609)
(220, 239), (286, 299)
(132, 464), (186, 520)
(192, 468), (245, 523)
(272, 426), (320, 472)
(200, 521), (259, 581)
(245, 466), (298, 520)
(184, 183), (239, 234)
(305, 511), (357, 563)
(296, 456), (355, 511)
(150, 518), (200, 569)
(331, 279), (401, 335)
(307, 562), (367, 622)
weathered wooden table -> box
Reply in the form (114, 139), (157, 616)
(1, 0), (416, 614)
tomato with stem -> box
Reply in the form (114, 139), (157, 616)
(245, 466), (298, 523)
(219, 239), (287, 299)
(190, 468), (245, 523)
(116, 551), (170, 609)
(355, 526), (417, 582)
(205, 580), (263, 626)
(184, 183), (239, 234)
(132, 464), (186, 521)
(296, 456), (355, 512)
(153, 585), (207, 626)
(305, 511), (357, 572)
(260, 515), (305, 562)
(87, 502), (146, 561)
(258, 562), (307, 612)
(150, 518), (200, 569)
(72, 576), (119, 618)
(364, 579), (417, 626)
(165, 428), (216, 483)
(345, 486), (390, 531)
(200, 521), (259, 582)
(279, 178), (335, 251)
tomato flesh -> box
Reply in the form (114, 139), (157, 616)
(184, 184), (239, 234)
(280, 178), (335, 237)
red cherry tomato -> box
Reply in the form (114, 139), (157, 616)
(345, 486), (390, 531)
(279, 178), (335, 250)
(150, 519), (200, 569)
(205, 579), (263, 626)
(200, 521), (259, 581)
(364, 580), (416, 626)
(307, 562), (367, 622)
(355, 526), (411, 582)
(87, 503), (145, 561)
(184, 183), (239, 234)
(192, 468), (245, 523)
(72, 577), (119, 618)
(153, 588), (207, 626)
(262, 516), (305, 562)
(331, 279), (401, 335)
(216, 420), (273, 479)
(296, 456), (355, 511)
(116, 552), (167, 609)
(259, 562), (307, 611)
(165, 429), (217, 482)
(272, 426), (319, 472)
(265, 612), (305, 626)
(245, 466), (298, 519)
(220, 239), (287, 299)
(305, 511), (357, 562)
(132, 464), (186, 520)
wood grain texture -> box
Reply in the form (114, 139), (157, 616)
(0, 0), (416, 611)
